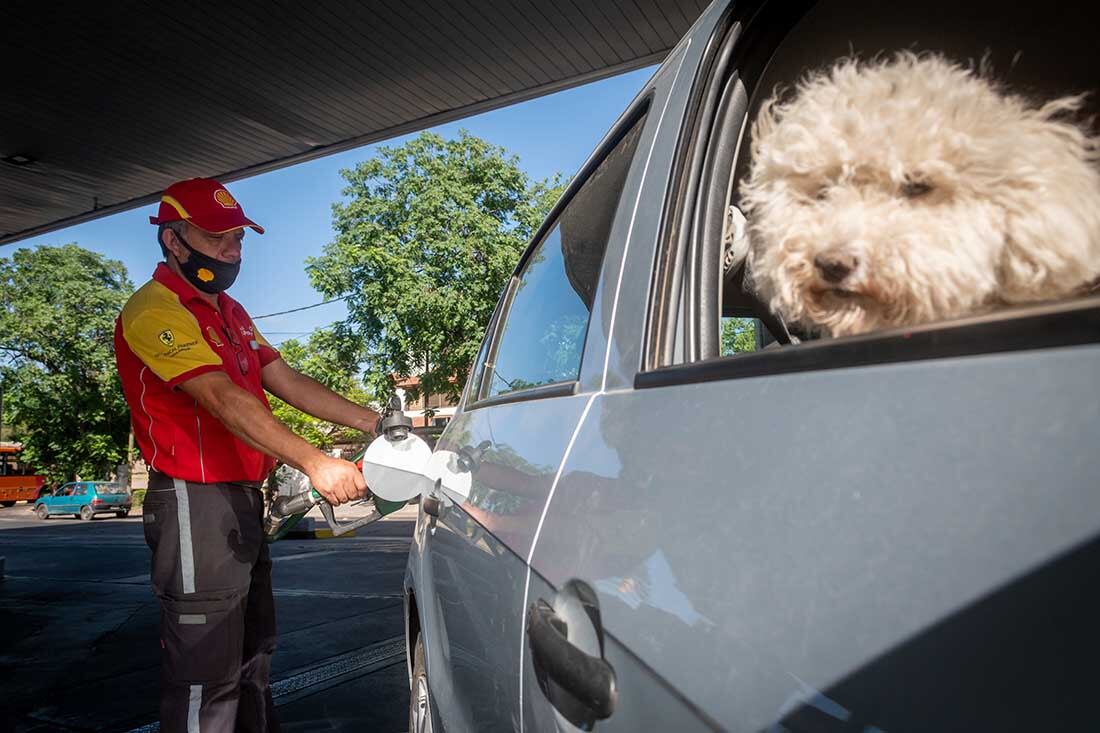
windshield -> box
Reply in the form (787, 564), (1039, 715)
(96, 484), (127, 495)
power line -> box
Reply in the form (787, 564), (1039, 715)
(252, 296), (349, 320)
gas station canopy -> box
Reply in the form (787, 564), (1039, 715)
(1, 1), (707, 245)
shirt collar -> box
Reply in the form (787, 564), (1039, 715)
(152, 262), (239, 314)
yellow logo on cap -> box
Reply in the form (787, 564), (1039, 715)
(158, 330), (175, 347)
(197, 268), (215, 282)
(213, 189), (237, 209)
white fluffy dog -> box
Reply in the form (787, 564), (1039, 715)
(738, 52), (1100, 338)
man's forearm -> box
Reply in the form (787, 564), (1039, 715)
(178, 370), (365, 504)
(203, 385), (326, 474)
(274, 372), (379, 433)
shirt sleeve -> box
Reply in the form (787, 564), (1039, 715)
(121, 307), (224, 387)
(251, 322), (281, 367)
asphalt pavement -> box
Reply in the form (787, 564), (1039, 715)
(0, 500), (416, 732)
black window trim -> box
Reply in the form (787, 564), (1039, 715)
(470, 275), (519, 404)
(463, 93), (656, 412)
(469, 380), (579, 411)
(644, 2), (742, 371)
(636, 296), (1100, 389)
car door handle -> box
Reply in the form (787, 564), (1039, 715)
(527, 597), (617, 722)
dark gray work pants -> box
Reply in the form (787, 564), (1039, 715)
(143, 472), (279, 733)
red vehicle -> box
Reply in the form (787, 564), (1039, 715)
(0, 443), (45, 506)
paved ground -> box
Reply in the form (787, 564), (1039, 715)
(0, 500), (416, 732)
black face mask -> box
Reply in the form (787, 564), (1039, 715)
(171, 230), (241, 294)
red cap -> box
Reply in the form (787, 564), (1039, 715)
(149, 178), (265, 235)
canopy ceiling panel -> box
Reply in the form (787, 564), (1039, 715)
(0, 0), (708, 245)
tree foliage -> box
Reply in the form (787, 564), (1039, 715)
(0, 245), (133, 483)
(721, 317), (758, 355)
(307, 130), (565, 405)
(267, 328), (372, 450)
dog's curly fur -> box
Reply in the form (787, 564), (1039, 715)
(739, 52), (1100, 337)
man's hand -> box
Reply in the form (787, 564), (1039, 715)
(304, 454), (367, 506)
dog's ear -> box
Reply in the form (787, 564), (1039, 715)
(997, 94), (1100, 302)
(1000, 206), (1100, 303)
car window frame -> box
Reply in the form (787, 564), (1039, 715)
(464, 95), (654, 410)
(638, 0), (1100, 390)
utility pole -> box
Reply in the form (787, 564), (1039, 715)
(422, 352), (433, 427)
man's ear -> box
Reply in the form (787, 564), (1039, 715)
(161, 226), (187, 262)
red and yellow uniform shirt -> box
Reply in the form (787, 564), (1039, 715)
(114, 263), (280, 483)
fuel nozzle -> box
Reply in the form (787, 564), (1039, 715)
(264, 393), (416, 543)
(272, 487), (322, 519)
(264, 479), (385, 543)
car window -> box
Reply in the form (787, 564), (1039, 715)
(483, 113), (648, 400)
(74, 485), (87, 496)
(642, 0), (1100, 388)
(97, 484), (127, 495)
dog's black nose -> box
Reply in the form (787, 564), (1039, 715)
(814, 254), (858, 283)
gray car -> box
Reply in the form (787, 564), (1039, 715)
(397, 0), (1100, 730)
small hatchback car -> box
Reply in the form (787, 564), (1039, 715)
(35, 482), (132, 521)
(393, 0), (1100, 730)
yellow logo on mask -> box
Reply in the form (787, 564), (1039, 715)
(197, 268), (215, 283)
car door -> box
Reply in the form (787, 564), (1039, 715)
(72, 483), (90, 514)
(52, 483), (76, 514)
(409, 72), (664, 732)
(518, 3), (737, 730)
(525, 0), (1100, 730)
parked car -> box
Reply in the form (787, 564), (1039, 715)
(35, 482), (132, 521)
(393, 0), (1100, 731)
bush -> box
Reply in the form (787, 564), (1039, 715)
(131, 488), (147, 509)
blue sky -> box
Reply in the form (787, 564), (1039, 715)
(15, 67), (655, 346)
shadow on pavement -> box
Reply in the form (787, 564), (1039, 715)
(0, 511), (415, 732)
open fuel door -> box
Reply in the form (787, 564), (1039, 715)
(361, 396), (472, 504)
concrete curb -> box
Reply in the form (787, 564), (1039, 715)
(283, 518), (358, 540)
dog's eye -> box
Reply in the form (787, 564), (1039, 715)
(901, 179), (933, 198)
(813, 185), (830, 201)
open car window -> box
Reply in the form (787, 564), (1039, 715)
(727, 0), (1099, 341)
(644, 0), (1100, 386)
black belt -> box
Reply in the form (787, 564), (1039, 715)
(228, 481), (265, 491)
(149, 470), (264, 491)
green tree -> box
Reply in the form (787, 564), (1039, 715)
(721, 317), (757, 356)
(307, 130), (565, 406)
(266, 327), (373, 449)
(0, 245), (133, 483)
